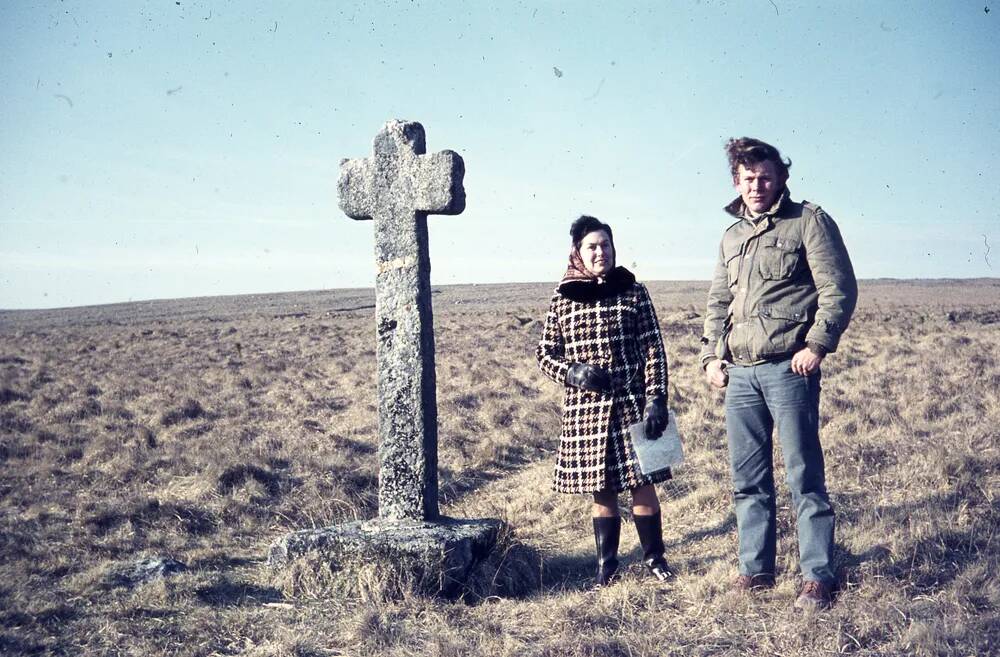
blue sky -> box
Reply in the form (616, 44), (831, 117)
(1, 1), (997, 309)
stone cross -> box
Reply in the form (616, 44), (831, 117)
(337, 120), (465, 521)
(271, 125), (499, 596)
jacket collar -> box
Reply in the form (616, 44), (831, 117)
(557, 266), (636, 302)
(724, 188), (792, 221)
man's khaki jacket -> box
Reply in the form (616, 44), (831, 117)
(700, 189), (858, 367)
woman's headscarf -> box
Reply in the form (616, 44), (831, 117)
(559, 245), (603, 286)
(557, 244), (634, 302)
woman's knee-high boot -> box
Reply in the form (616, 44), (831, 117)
(592, 516), (621, 587)
(634, 511), (672, 581)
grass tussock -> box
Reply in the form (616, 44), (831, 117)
(0, 280), (998, 656)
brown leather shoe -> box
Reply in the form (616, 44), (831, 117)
(794, 580), (834, 610)
(735, 573), (775, 592)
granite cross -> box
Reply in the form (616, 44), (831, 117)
(337, 120), (465, 521)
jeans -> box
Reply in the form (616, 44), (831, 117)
(725, 358), (835, 584)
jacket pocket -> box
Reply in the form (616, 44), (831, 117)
(725, 253), (741, 287)
(757, 236), (802, 280)
(758, 305), (809, 355)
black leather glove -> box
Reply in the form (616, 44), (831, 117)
(643, 395), (668, 440)
(565, 363), (612, 393)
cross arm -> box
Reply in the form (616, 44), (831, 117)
(338, 157), (376, 220)
(415, 150), (465, 216)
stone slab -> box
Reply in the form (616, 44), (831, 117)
(108, 556), (187, 589)
(268, 517), (503, 597)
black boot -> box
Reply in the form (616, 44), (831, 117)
(592, 516), (621, 587)
(635, 511), (672, 582)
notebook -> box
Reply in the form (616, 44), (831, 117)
(628, 409), (684, 476)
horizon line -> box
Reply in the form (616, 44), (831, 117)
(3, 276), (1000, 314)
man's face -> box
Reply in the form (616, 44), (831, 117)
(734, 161), (786, 215)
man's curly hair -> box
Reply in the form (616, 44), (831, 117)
(725, 137), (791, 180)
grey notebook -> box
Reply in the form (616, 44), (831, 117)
(628, 409), (684, 476)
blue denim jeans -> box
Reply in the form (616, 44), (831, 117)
(725, 358), (835, 585)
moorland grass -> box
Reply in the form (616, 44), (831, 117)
(0, 280), (997, 656)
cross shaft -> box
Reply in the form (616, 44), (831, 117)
(337, 120), (465, 521)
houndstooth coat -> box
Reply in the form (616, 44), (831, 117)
(536, 269), (670, 494)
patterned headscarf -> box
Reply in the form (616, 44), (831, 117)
(560, 228), (618, 284)
(559, 246), (599, 286)
(557, 246), (634, 302)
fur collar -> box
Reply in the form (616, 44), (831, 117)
(558, 266), (637, 302)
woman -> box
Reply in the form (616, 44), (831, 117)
(536, 215), (673, 586)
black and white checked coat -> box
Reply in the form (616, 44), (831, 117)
(536, 276), (670, 494)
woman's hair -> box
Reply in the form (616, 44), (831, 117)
(570, 215), (614, 249)
(725, 137), (791, 179)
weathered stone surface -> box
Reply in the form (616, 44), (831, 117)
(338, 121), (465, 221)
(268, 517), (503, 597)
(269, 121), (499, 599)
(337, 120), (465, 521)
(109, 556), (187, 589)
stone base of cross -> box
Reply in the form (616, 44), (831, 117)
(268, 121), (503, 597)
(268, 517), (504, 598)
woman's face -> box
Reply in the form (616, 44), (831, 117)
(578, 229), (614, 277)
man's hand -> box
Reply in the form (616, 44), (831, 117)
(566, 363), (612, 393)
(705, 359), (729, 389)
(791, 347), (823, 375)
(643, 396), (668, 440)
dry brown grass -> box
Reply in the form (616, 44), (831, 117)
(1, 280), (998, 656)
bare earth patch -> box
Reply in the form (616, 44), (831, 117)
(1, 280), (998, 656)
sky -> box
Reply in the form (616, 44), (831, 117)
(1, 1), (998, 309)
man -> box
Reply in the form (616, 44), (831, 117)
(700, 137), (857, 610)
